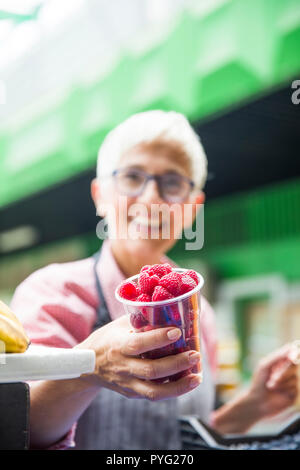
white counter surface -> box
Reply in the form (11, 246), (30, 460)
(0, 344), (95, 383)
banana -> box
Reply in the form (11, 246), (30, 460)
(0, 300), (30, 353)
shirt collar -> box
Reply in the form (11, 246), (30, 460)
(96, 239), (126, 321)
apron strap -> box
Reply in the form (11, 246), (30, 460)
(83, 246), (183, 450)
(92, 248), (112, 329)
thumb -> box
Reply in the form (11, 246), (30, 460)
(258, 344), (294, 385)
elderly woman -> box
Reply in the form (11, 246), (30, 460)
(11, 111), (298, 450)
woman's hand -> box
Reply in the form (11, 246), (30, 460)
(248, 342), (299, 419)
(76, 314), (202, 401)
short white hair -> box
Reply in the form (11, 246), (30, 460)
(97, 110), (208, 189)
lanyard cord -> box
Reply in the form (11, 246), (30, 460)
(92, 249), (112, 329)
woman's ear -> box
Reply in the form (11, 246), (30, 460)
(194, 191), (205, 206)
(183, 191), (205, 229)
(91, 178), (105, 217)
(190, 190), (205, 221)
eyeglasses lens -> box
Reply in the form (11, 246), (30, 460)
(114, 169), (191, 202)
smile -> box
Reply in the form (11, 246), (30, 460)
(128, 216), (169, 237)
(131, 217), (161, 228)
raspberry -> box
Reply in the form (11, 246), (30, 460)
(150, 264), (169, 278)
(118, 281), (139, 300)
(152, 286), (174, 302)
(135, 286), (142, 297)
(187, 326), (193, 338)
(159, 272), (182, 296)
(162, 263), (173, 274)
(169, 369), (191, 382)
(140, 263), (173, 278)
(185, 270), (198, 284)
(160, 343), (176, 356)
(161, 306), (172, 324)
(135, 293), (151, 302)
(168, 305), (181, 324)
(142, 348), (164, 360)
(144, 306), (166, 325)
(142, 324), (154, 332)
(138, 272), (160, 296)
(189, 309), (195, 321)
(173, 336), (187, 351)
(140, 265), (151, 273)
(140, 265), (155, 276)
(175, 345), (189, 354)
(152, 377), (167, 384)
(145, 343), (175, 360)
(130, 311), (148, 329)
(179, 275), (196, 295)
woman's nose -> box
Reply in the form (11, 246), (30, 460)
(137, 178), (164, 205)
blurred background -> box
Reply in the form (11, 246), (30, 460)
(0, 0), (300, 406)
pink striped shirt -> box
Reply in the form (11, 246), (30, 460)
(10, 238), (218, 448)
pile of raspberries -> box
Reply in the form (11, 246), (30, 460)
(118, 263), (199, 302)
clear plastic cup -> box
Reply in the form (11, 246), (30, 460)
(115, 268), (204, 383)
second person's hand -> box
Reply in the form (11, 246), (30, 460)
(248, 342), (299, 419)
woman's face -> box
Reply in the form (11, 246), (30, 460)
(92, 142), (204, 256)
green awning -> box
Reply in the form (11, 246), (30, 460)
(0, 0), (299, 208)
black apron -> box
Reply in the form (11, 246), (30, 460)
(73, 247), (214, 450)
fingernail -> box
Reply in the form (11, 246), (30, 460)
(267, 380), (275, 389)
(189, 376), (201, 389)
(189, 352), (200, 364)
(167, 329), (181, 340)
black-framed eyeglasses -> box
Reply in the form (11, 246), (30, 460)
(111, 167), (195, 203)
